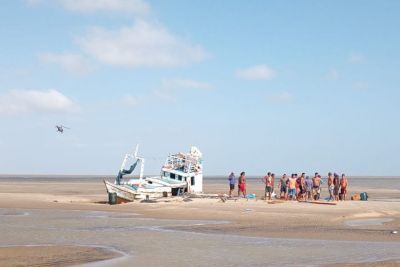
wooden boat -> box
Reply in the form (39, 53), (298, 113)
(104, 145), (203, 202)
(104, 180), (171, 202)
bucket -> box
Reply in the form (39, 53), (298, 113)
(108, 192), (117, 205)
(360, 192), (368, 201)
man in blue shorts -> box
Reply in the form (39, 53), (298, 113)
(228, 172), (235, 198)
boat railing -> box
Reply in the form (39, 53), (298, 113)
(165, 154), (201, 173)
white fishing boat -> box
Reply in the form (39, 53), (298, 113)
(158, 146), (203, 195)
(104, 145), (203, 202)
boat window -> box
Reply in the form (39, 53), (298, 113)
(170, 173), (176, 179)
(163, 171), (169, 177)
(178, 175), (182, 181)
(191, 176), (195, 186)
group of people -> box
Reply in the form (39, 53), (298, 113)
(228, 172), (349, 201)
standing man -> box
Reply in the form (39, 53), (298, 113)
(305, 176), (313, 201)
(327, 172), (334, 201)
(288, 174), (297, 200)
(238, 172), (247, 198)
(294, 173), (299, 197)
(312, 173), (321, 200)
(263, 172), (273, 200)
(333, 173), (340, 201)
(228, 172), (235, 198)
(269, 173), (275, 200)
(297, 173), (306, 201)
(340, 174), (348, 201)
(279, 174), (288, 200)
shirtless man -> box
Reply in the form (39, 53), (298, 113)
(263, 172), (274, 200)
(327, 172), (334, 201)
(340, 174), (348, 201)
(333, 173), (340, 201)
(312, 173), (321, 200)
(297, 173), (306, 201)
(279, 174), (288, 200)
(305, 176), (313, 201)
(263, 172), (271, 199)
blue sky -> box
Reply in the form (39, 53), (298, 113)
(1, 0), (399, 176)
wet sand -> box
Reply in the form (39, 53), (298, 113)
(0, 245), (119, 267)
(0, 176), (399, 266)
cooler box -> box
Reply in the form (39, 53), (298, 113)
(360, 192), (368, 201)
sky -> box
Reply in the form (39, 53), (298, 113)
(1, 0), (400, 176)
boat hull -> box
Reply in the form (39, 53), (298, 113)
(104, 180), (172, 202)
(104, 180), (138, 201)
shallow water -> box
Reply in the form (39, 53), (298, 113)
(0, 208), (399, 267)
(345, 218), (394, 227)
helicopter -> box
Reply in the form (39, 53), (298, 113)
(55, 125), (70, 133)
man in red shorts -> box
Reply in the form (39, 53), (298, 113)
(238, 172), (247, 198)
(340, 174), (348, 201)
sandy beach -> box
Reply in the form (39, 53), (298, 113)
(0, 175), (399, 266)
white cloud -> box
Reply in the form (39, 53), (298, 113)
(348, 53), (365, 64)
(267, 91), (293, 104)
(39, 52), (92, 75)
(120, 95), (139, 107)
(77, 21), (208, 68)
(325, 68), (339, 80)
(60, 0), (150, 15)
(236, 65), (276, 80)
(0, 89), (79, 115)
(162, 78), (212, 90)
(153, 89), (177, 103)
(27, 0), (150, 15)
(353, 81), (369, 91)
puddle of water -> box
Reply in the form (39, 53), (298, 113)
(83, 211), (139, 219)
(0, 209), (30, 217)
(345, 218), (394, 227)
(1, 208), (399, 267)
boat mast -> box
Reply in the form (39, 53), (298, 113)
(120, 154), (130, 172)
(139, 158), (145, 181)
(134, 144), (145, 186)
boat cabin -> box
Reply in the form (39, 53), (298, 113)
(160, 146), (203, 193)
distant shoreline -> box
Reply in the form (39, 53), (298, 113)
(0, 174), (400, 179)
